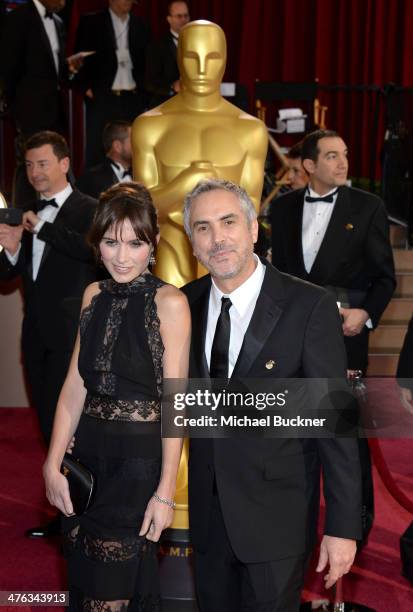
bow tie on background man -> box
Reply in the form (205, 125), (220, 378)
(37, 199), (59, 212)
(122, 168), (132, 179)
(44, 11), (54, 19)
(305, 188), (338, 203)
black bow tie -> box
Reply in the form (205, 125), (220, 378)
(305, 189), (338, 203)
(122, 168), (132, 179)
(44, 11), (54, 19)
(37, 198), (58, 212)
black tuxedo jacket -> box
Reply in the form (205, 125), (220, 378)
(271, 186), (395, 328)
(76, 157), (118, 199)
(145, 32), (179, 107)
(0, 0), (66, 134)
(0, 190), (97, 351)
(75, 9), (150, 96)
(182, 261), (362, 563)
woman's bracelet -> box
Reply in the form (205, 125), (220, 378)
(153, 491), (176, 509)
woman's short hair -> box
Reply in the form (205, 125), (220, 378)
(88, 182), (159, 260)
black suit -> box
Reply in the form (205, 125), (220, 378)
(0, 0), (66, 136)
(182, 261), (362, 611)
(271, 186), (396, 371)
(75, 9), (150, 167)
(76, 157), (118, 199)
(145, 32), (179, 108)
(0, 190), (97, 443)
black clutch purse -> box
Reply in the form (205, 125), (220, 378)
(61, 453), (95, 515)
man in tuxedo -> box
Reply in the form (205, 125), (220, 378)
(271, 129), (396, 545)
(0, 0), (68, 206)
(0, 131), (97, 536)
(145, 1), (190, 108)
(74, 0), (150, 167)
(182, 179), (362, 612)
(271, 129), (395, 372)
(76, 120), (132, 199)
(0, 0), (67, 137)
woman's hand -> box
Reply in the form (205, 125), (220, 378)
(43, 463), (74, 517)
(139, 495), (174, 542)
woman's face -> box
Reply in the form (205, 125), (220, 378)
(99, 219), (151, 283)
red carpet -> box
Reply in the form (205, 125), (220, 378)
(0, 408), (412, 610)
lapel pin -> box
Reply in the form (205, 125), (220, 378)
(265, 360), (276, 370)
(345, 223), (354, 231)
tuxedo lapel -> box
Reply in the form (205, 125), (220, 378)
(308, 187), (353, 283)
(105, 9), (117, 50)
(54, 15), (66, 78)
(37, 193), (75, 275)
(32, 4), (58, 76)
(190, 286), (210, 378)
(232, 265), (285, 378)
(283, 190), (307, 278)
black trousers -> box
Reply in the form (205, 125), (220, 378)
(194, 494), (309, 612)
(22, 327), (71, 445)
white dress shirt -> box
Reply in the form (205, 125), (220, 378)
(110, 161), (132, 183)
(205, 255), (265, 377)
(109, 9), (136, 91)
(302, 186), (372, 327)
(170, 30), (179, 47)
(33, 0), (60, 74)
(5, 184), (73, 280)
(302, 186), (338, 273)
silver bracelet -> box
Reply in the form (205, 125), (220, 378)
(153, 492), (176, 509)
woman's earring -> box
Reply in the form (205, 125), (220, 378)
(149, 253), (156, 266)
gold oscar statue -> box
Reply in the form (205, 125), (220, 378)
(132, 20), (268, 531)
(132, 19), (268, 287)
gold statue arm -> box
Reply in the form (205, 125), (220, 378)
(237, 121), (268, 211)
(132, 120), (218, 223)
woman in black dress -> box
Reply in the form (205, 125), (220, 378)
(43, 183), (191, 611)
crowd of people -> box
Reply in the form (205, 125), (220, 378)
(0, 1), (410, 612)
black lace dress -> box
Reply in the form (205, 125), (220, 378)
(62, 274), (165, 612)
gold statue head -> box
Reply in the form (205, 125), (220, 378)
(178, 20), (227, 96)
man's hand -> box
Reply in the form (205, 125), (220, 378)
(339, 307), (369, 336)
(172, 79), (181, 93)
(316, 535), (357, 589)
(400, 387), (413, 414)
(23, 211), (40, 233)
(0, 223), (23, 255)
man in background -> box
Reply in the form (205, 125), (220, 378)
(271, 129), (396, 544)
(76, 120), (132, 199)
(285, 141), (308, 191)
(0, 0), (67, 206)
(75, 0), (150, 167)
(0, 131), (97, 538)
(145, 1), (190, 107)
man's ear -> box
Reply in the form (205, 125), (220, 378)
(156, 233), (160, 245)
(302, 158), (315, 175)
(60, 156), (70, 174)
(251, 218), (259, 244)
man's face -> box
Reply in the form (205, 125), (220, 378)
(303, 137), (348, 193)
(167, 2), (190, 34)
(189, 189), (258, 283)
(41, 0), (66, 11)
(179, 25), (226, 96)
(25, 144), (69, 196)
(108, 0), (133, 17)
(286, 157), (308, 190)
(117, 127), (132, 165)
